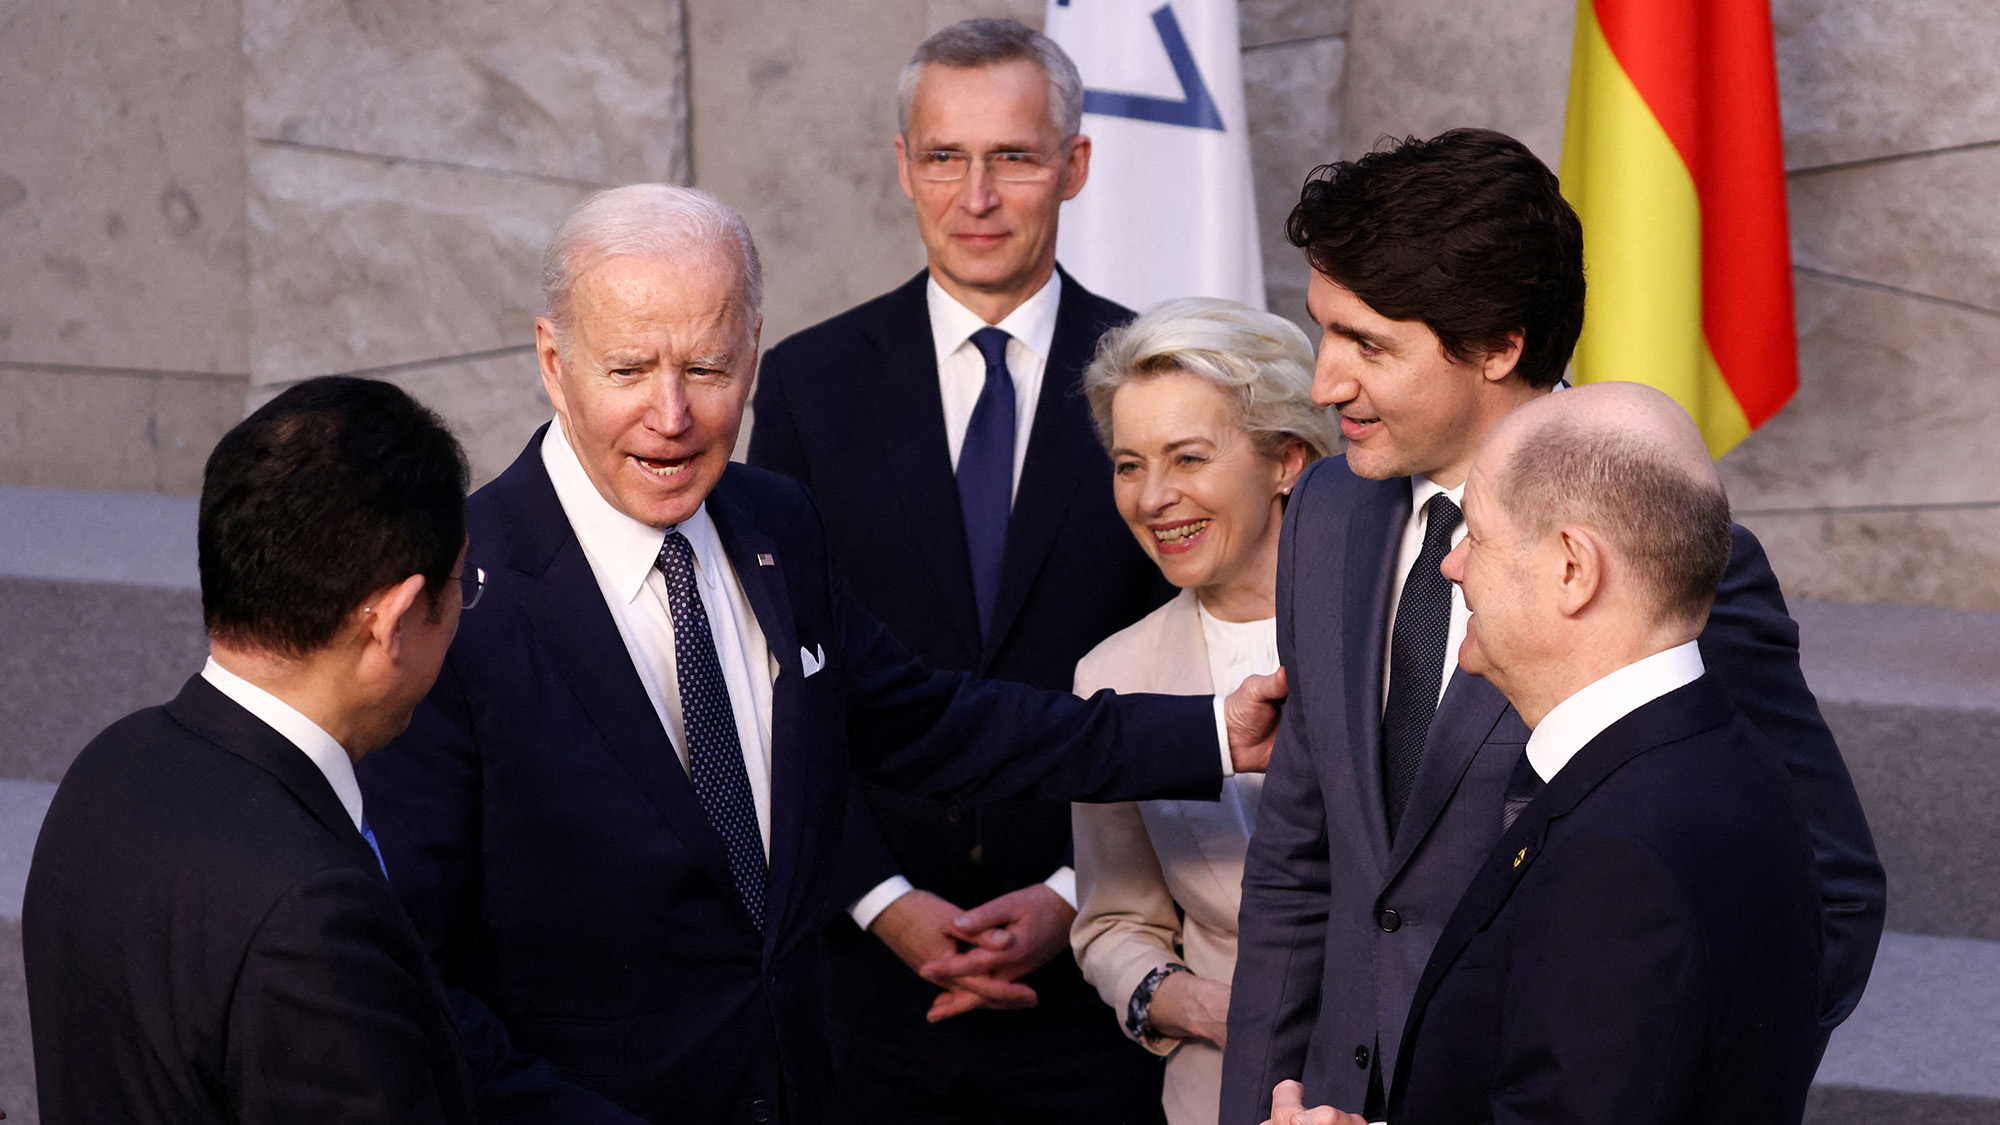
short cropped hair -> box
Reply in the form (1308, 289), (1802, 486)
(1084, 297), (1339, 461)
(200, 376), (468, 656)
(898, 18), (1085, 140)
(1498, 419), (1732, 626)
(540, 184), (763, 352)
(1287, 128), (1585, 389)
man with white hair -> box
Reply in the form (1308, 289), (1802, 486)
(750, 18), (1176, 1121)
(359, 183), (1284, 1125)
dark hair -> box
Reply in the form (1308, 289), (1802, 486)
(1286, 128), (1585, 389)
(199, 376), (468, 656)
(1500, 420), (1732, 626)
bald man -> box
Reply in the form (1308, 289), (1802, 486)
(1273, 384), (1826, 1125)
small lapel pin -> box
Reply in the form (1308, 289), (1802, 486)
(756, 553), (775, 567)
(1513, 847), (1528, 868)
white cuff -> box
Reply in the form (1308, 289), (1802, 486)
(848, 875), (915, 931)
(1214, 695), (1234, 778)
(1042, 866), (1078, 910)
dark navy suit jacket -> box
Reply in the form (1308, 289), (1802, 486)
(358, 436), (1222, 1125)
(750, 268), (1171, 1028)
(1389, 676), (1825, 1123)
(1219, 454), (1885, 1122)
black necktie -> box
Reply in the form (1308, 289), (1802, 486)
(1381, 492), (1462, 840)
(656, 530), (768, 931)
(1501, 748), (1545, 833)
(957, 327), (1015, 639)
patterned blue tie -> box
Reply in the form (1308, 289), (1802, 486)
(656, 529), (768, 931)
(957, 326), (1016, 639)
(360, 818), (389, 879)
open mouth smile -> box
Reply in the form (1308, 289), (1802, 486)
(1150, 518), (1211, 555)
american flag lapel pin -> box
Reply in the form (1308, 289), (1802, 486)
(756, 553), (775, 567)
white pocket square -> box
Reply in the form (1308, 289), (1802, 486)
(800, 644), (826, 677)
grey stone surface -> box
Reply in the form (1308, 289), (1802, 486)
(686, 0), (930, 352)
(0, 368), (246, 494)
(1243, 35), (1346, 338)
(925, 0), (1044, 35)
(0, 782), (56, 925)
(1815, 933), (2000, 1098)
(243, 0), (688, 187)
(1719, 272), (2000, 514)
(1740, 506), (2000, 613)
(1790, 145), (2000, 314)
(0, 578), (209, 784)
(1339, 0), (1573, 173)
(1794, 599), (2000, 712)
(246, 144), (591, 382)
(1240, 0), (1351, 49)
(0, 0), (250, 376)
(0, 920), (33, 1125)
(0, 487), (200, 591)
(1808, 1086), (2000, 1125)
(1775, 0), (2000, 172)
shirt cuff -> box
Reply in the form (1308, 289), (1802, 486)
(1042, 866), (1077, 910)
(1214, 695), (1234, 778)
(848, 875), (915, 931)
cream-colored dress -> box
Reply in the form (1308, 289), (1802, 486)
(1071, 588), (1276, 1125)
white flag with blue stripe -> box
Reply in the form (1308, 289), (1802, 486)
(1046, 0), (1264, 311)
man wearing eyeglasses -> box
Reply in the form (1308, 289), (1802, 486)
(749, 17), (1175, 1124)
(24, 376), (478, 1124)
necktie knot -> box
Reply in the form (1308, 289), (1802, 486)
(970, 326), (1012, 373)
(1422, 493), (1462, 550)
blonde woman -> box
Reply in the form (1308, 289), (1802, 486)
(1070, 298), (1338, 1125)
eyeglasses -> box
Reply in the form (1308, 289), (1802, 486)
(449, 566), (486, 610)
(908, 146), (1068, 183)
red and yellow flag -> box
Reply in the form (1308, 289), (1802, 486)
(1560, 0), (1797, 456)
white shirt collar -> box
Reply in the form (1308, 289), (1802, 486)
(1411, 473), (1466, 516)
(540, 418), (724, 602)
(1525, 640), (1706, 782)
(926, 269), (1062, 373)
(200, 656), (366, 832)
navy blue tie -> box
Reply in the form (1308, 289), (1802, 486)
(656, 530), (768, 931)
(958, 327), (1016, 638)
(360, 818), (389, 880)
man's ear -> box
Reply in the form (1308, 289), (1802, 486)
(1480, 330), (1527, 385)
(894, 134), (917, 202)
(361, 574), (431, 664)
(1554, 525), (1603, 618)
(1060, 134), (1092, 201)
(535, 318), (569, 418)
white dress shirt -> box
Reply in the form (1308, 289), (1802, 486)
(1198, 602), (1276, 839)
(200, 657), (365, 833)
(928, 271), (1061, 504)
(1382, 475), (1471, 713)
(1525, 641), (1707, 782)
(542, 420), (777, 856)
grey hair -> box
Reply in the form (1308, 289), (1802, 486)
(539, 183), (764, 349)
(897, 18), (1085, 139)
(1084, 297), (1339, 461)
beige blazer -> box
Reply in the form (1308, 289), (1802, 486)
(1072, 588), (1262, 1125)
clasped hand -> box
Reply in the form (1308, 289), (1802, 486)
(868, 884), (1076, 1022)
(1259, 1080), (1369, 1125)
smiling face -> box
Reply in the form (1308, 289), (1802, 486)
(1307, 270), (1530, 488)
(536, 251), (760, 529)
(896, 59), (1089, 318)
(1108, 371), (1305, 619)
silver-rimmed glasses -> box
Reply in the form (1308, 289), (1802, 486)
(451, 566), (486, 610)
(907, 146), (1069, 183)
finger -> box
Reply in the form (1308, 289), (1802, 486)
(944, 921), (1015, 950)
(926, 988), (988, 1022)
(943, 973), (1037, 1006)
(918, 947), (1014, 981)
(1270, 1080), (1305, 1118)
(952, 901), (1020, 934)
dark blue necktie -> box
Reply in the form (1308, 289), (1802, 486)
(656, 530), (767, 931)
(957, 327), (1016, 639)
(360, 818), (389, 879)
(1381, 493), (1462, 840)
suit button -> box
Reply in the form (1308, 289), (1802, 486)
(1354, 1045), (1370, 1069)
(1378, 909), (1402, 932)
(751, 1098), (775, 1122)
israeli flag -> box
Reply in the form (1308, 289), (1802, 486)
(1046, 0), (1265, 311)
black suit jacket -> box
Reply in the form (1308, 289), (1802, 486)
(750, 268), (1170, 1017)
(1388, 675), (1825, 1123)
(24, 676), (475, 1125)
(1221, 455), (1886, 1122)
(357, 439), (1222, 1125)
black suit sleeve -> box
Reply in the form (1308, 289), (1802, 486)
(224, 868), (467, 1124)
(360, 659), (649, 1125)
(1703, 524), (1885, 1027)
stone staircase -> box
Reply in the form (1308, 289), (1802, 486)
(2, 485), (1996, 1124)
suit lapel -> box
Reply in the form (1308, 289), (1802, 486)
(860, 274), (984, 656)
(1340, 473), (1410, 855)
(1152, 590), (1214, 695)
(1384, 671), (1516, 879)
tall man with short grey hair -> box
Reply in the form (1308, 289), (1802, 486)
(752, 17), (1177, 1123)
(361, 181), (1283, 1125)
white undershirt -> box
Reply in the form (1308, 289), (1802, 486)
(200, 657), (365, 833)
(1198, 602), (1277, 838)
(928, 271), (1060, 504)
(1525, 641), (1707, 782)
(1382, 475), (1471, 713)
(541, 419), (777, 856)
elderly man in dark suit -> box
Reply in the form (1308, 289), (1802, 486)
(750, 18), (1176, 1121)
(1219, 129), (1884, 1123)
(24, 377), (479, 1124)
(359, 182), (1281, 1125)
(1273, 383), (1826, 1124)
